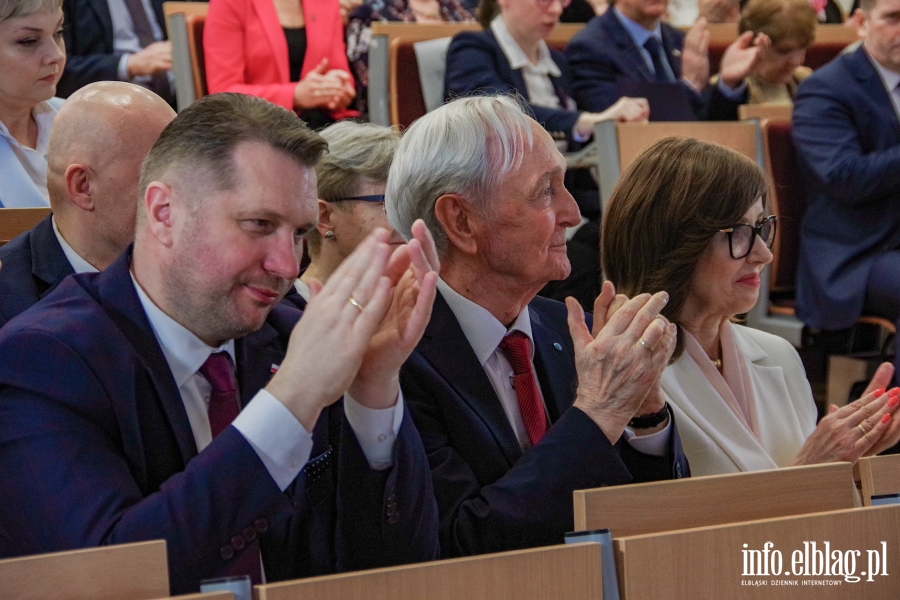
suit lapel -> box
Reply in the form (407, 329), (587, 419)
(86, 0), (114, 43)
(660, 26), (683, 79)
(235, 321), (284, 410)
(95, 250), (198, 465)
(301, 0), (335, 76)
(418, 293), (523, 466)
(604, 12), (655, 82)
(253, 0), (290, 82)
(849, 47), (900, 141)
(530, 306), (576, 423)
(28, 215), (74, 299)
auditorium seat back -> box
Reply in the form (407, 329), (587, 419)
(0, 207), (50, 246)
(855, 455), (900, 506)
(254, 544), (602, 600)
(164, 2), (209, 111)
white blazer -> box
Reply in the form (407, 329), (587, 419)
(663, 323), (818, 476)
(0, 97), (63, 208)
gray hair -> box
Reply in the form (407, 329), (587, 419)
(385, 95), (534, 256)
(307, 120), (399, 254)
(0, 0), (61, 20)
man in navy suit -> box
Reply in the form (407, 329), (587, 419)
(385, 95), (689, 558)
(793, 0), (900, 384)
(0, 93), (439, 593)
(0, 81), (174, 328)
(565, 0), (768, 120)
(59, 0), (175, 101)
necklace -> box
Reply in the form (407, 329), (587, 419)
(712, 357), (723, 371)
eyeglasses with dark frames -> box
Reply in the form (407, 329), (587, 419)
(718, 215), (778, 260)
(329, 194), (385, 203)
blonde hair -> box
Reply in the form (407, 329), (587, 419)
(0, 0), (62, 21)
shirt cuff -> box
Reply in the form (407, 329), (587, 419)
(343, 391), (404, 471)
(117, 54), (131, 81)
(716, 77), (748, 101)
(232, 389), (313, 491)
(622, 417), (672, 456)
(571, 118), (590, 143)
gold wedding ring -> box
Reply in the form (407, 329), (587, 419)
(858, 423), (868, 435)
(348, 296), (365, 312)
(639, 338), (655, 353)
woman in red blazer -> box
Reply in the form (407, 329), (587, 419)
(204, 0), (357, 125)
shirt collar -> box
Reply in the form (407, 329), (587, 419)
(51, 215), (99, 274)
(490, 15), (561, 76)
(0, 99), (59, 155)
(293, 278), (311, 301)
(131, 272), (235, 388)
(613, 6), (663, 49)
(437, 278), (534, 366)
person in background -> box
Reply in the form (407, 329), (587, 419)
(285, 120), (404, 309)
(58, 0), (175, 104)
(345, 0), (473, 118)
(602, 137), (900, 476)
(734, 0), (817, 104)
(0, 0), (64, 208)
(566, 0), (769, 120)
(0, 81), (174, 328)
(204, 0), (357, 130)
(793, 0), (900, 388)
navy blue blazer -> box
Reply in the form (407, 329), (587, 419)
(400, 292), (688, 558)
(793, 47), (900, 330)
(0, 215), (73, 328)
(564, 11), (741, 120)
(58, 0), (169, 97)
(444, 29), (582, 149)
(0, 250), (438, 593)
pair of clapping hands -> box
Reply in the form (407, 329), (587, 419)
(681, 18), (772, 93)
(266, 221), (438, 432)
(566, 282), (675, 445)
(293, 58), (356, 112)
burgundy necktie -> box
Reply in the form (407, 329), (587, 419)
(199, 352), (262, 584)
(199, 352), (240, 439)
(499, 332), (548, 448)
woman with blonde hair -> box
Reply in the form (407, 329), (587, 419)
(601, 137), (900, 476)
(0, 0), (65, 207)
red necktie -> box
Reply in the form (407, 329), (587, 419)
(499, 332), (548, 448)
(199, 352), (262, 585)
(199, 352), (240, 439)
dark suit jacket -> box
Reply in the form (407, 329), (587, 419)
(400, 292), (688, 558)
(792, 47), (900, 330)
(281, 288), (309, 310)
(0, 250), (438, 593)
(0, 215), (73, 328)
(444, 29), (582, 149)
(564, 10), (741, 120)
(58, 0), (168, 97)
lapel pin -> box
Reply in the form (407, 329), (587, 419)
(270, 364), (280, 374)
(672, 49), (682, 57)
(553, 342), (563, 351)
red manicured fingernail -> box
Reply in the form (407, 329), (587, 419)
(883, 414), (892, 424)
(890, 388), (900, 398)
(874, 388), (886, 398)
(889, 396), (899, 408)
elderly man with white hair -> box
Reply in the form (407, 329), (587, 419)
(388, 95), (690, 558)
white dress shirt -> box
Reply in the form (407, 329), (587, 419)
(0, 100), (59, 206)
(870, 53), (900, 122)
(106, 0), (173, 90)
(52, 216), (100, 274)
(437, 279), (670, 454)
(293, 279), (312, 302)
(131, 274), (403, 491)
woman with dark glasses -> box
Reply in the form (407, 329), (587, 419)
(601, 137), (900, 476)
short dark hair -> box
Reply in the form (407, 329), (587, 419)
(139, 93), (327, 200)
(739, 0), (817, 48)
(601, 137), (769, 360)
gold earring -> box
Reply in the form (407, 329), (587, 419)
(325, 230), (335, 240)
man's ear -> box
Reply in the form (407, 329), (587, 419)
(434, 193), (480, 256)
(316, 199), (335, 236)
(64, 164), (94, 212)
(853, 8), (868, 38)
(143, 182), (176, 247)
